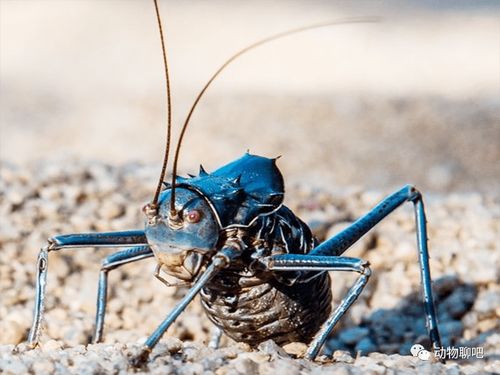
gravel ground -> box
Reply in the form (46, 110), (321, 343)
(0, 160), (498, 374)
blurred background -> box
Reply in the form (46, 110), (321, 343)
(1, 0), (499, 194)
(0, 3), (499, 365)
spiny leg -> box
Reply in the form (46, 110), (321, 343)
(311, 185), (442, 357)
(131, 246), (240, 367)
(94, 245), (154, 343)
(28, 230), (148, 347)
(261, 254), (371, 360)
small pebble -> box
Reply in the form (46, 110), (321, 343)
(333, 350), (354, 364)
(0, 320), (25, 345)
(283, 342), (307, 357)
(257, 340), (289, 358)
(234, 357), (258, 375)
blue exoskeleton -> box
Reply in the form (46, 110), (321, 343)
(27, 0), (442, 365)
(28, 153), (442, 362)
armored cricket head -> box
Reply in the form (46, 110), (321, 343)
(144, 153), (285, 281)
(145, 187), (220, 281)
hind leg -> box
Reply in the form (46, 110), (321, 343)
(312, 185), (442, 355)
(261, 185), (442, 360)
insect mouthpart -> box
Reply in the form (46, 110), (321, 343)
(156, 248), (206, 281)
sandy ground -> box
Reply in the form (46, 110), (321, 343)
(1, 1), (499, 374)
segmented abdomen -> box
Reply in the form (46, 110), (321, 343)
(200, 206), (332, 345)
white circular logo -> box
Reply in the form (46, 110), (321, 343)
(410, 344), (424, 357)
(418, 349), (431, 360)
(410, 344), (430, 361)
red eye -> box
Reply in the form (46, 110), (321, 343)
(186, 210), (202, 224)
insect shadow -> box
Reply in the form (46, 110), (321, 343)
(325, 275), (478, 358)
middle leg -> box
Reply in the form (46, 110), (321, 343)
(94, 245), (154, 343)
(260, 254), (371, 360)
(28, 230), (148, 346)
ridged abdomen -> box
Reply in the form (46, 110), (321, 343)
(200, 206), (332, 346)
(201, 271), (331, 345)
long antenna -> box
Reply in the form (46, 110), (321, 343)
(151, 0), (173, 212)
(168, 17), (379, 216)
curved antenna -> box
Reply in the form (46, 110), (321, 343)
(168, 17), (380, 217)
(150, 0), (173, 212)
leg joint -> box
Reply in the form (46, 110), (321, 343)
(47, 237), (59, 251)
(359, 261), (371, 276)
(100, 261), (114, 271)
(405, 184), (422, 202)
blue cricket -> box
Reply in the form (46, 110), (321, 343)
(27, 0), (442, 365)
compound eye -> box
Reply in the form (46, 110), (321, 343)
(185, 209), (202, 224)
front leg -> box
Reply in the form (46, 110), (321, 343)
(131, 246), (240, 366)
(28, 230), (148, 347)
